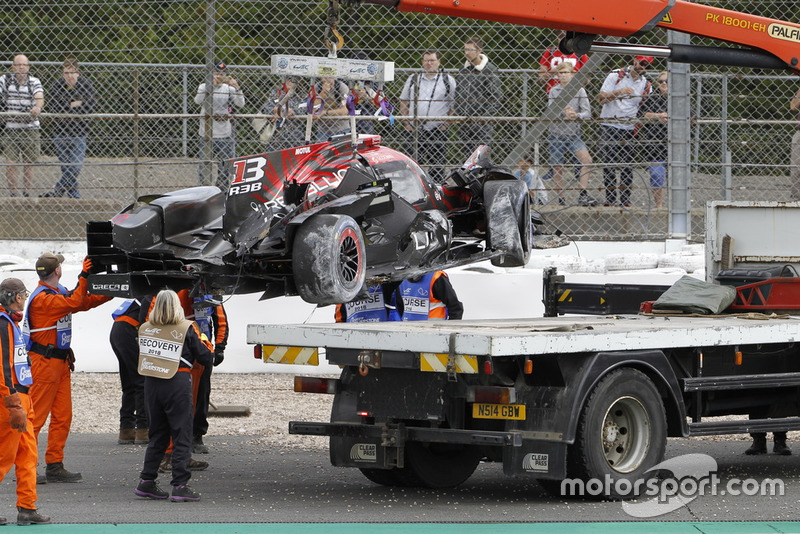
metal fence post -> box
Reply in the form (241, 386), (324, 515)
(720, 75), (730, 200)
(668, 31), (691, 238)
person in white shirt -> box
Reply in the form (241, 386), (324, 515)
(1, 54), (44, 198)
(596, 56), (653, 207)
(194, 61), (245, 189)
(400, 50), (456, 184)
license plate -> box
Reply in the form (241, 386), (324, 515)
(472, 403), (526, 420)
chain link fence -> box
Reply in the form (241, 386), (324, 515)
(0, 0), (798, 242)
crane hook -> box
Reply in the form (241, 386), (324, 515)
(325, 0), (345, 56)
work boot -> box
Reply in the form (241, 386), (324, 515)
(192, 436), (209, 454)
(134, 428), (149, 445)
(187, 458), (209, 471)
(46, 462), (82, 483)
(158, 453), (172, 473)
(745, 433), (767, 455)
(774, 433), (792, 455)
(16, 507), (51, 526)
(170, 484), (201, 502)
(118, 428), (135, 445)
(0, 516), (6, 525)
(36, 473), (47, 485)
(135, 479), (169, 500)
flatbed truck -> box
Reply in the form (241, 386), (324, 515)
(246, 202), (800, 494)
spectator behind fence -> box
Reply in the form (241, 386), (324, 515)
(539, 31), (589, 95)
(596, 56), (653, 207)
(791, 88), (800, 199)
(264, 76), (305, 150)
(311, 77), (351, 142)
(547, 63), (597, 207)
(43, 56), (95, 199)
(513, 155), (548, 206)
(638, 70), (669, 209)
(399, 49), (457, 184)
(1, 54), (44, 198)
(455, 37), (502, 161)
(194, 61), (245, 190)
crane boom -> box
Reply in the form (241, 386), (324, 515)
(363, 0), (800, 73)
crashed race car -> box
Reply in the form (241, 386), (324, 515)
(87, 134), (566, 304)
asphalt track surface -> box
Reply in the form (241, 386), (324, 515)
(3, 434), (800, 532)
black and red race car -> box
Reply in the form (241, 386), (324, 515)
(87, 134), (560, 304)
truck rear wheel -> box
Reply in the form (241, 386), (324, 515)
(569, 368), (667, 499)
(359, 468), (404, 486)
(395, 442), (481, 489)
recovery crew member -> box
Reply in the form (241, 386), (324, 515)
(110, 299), (148, 445)
(180, 290), (228, 455)
(389, 271), (463, 321)
(24, 253), (111, 484)
(334, 284), (400, 323)
(140, 291), (222, 469)
(134, 289), (214, 502)
(0, 278), (51, 525)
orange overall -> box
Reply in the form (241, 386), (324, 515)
(26, 277), (111, 464)
(0, 306), (38, 509)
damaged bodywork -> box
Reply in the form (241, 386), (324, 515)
(87, 135), (566, 304)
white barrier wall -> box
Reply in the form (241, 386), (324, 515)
(1, 240), (700, 374)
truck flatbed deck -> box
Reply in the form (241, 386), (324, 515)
(248, 314), (800, 357)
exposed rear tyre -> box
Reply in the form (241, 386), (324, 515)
(292, 214), (365, 304)
(567, 368), (667, 500)
(484, 180), (532, 267)
(394, 442), (481, 489)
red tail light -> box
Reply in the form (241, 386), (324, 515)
(293, 376), (338, 394)
(469, 386), (516, 404)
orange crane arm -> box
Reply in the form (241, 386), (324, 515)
(364, 0), (800, 73)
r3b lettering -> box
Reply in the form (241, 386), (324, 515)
(229, 182), (263, 195)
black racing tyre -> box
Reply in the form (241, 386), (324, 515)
(568, 368), (667, 500)
(394, 442), (481, 489)
(292, 214), (366, 304)
(483, 180), (532, 268)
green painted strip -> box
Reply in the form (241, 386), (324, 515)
(11, 523), (800, 534)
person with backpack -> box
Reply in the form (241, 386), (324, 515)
(399, 50), (457, 184)
(596, 56), (653, 207)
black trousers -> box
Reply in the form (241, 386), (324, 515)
(193, 363), (213, 439)
(109, 321), (147, 429)
(140, 372), (193, 486)
(598, 125), (636, 206)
